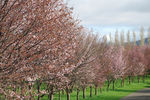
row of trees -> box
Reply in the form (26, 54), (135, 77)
(0, 0), (150, 100)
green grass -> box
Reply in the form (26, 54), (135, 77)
(40, 76), (150, 100)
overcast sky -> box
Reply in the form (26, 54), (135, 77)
(66, 0), (150, 40)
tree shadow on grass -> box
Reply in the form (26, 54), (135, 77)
(115, 89), (137, 93)
(144, 86), (150, 88)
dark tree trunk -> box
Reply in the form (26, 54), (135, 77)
(29, 85), (32, 100)
(67, 92), (70, 100)
(123, 79), (125, 86)
(142, 75), (145, 83)
(116, 80), (118, 87)
(90, 86), (92, 97)
(77, 88), (79, 100)
(131, 76), (134, 83)
(137, 76), (140, 83)
(66, 87), (70, 100)
(100, 87), (102, 94)
(128, 76), (131, 84)
(121, 78), (125, 87)
(62, 89), (64, 95)
(107, 80), (110, 91)
(82, 87), (86, 99)
(95, 86), (97, 96)
(112, 80), (115, 90)
(59, 90), (61, 100)
(48, 93), (53, 100)
(121, 79), (123, 87)
(20, 82), (24, 99)
(48, 86), (54, 100)
(37, 80), (41, 100)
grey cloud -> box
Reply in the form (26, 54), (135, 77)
(120, 0), (150, 13)
(68, 0), (150, 26)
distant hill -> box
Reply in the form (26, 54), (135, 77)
(136, 38), (149, 45)
(109, 38), (149, 46)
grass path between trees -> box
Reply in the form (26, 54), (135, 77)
(41, 76), (150, 100)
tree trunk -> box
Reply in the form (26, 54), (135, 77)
(29, 85), (32, 100)
(37, 80), (41, 100)
(100, 87), (102, 94)
(48, 86), (54, 100)
(20, 82), (24, 99)
(77, 88), (79, 100)
(95, 86), (97, 96)
(121, 78), (125, 87)
(121, 79), (123, 87)
(128, 76), (131, 84)
(62, 89), (64, 95)
(131, 76), (134, 83)
(107, 80), (110, 91)
(82, 87), (86, 99)
(37, 95), (40, 100)
(48, 93), (53, 100)
(116, 80), (118, 87)
(112, 80), (115, 90)
(59, 90), (61, 100)
(123, 79), (125, 86)
(142, 75), (145, 83)
(66, 92), (70, 100)
(137, 76), (140, 83)
(66, 87), (70, 100)
(90, 86), (92, 97)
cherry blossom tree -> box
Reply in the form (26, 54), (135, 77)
(126, 46), (146, 84)
(102, 46), (127, 90)
(144, 47), (150, 72)
(91, 37), (109, 95)
(0, 0), (81, 99)
(64, 31), (101, 100)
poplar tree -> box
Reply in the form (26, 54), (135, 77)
(109, 33), (112, 45)
(120, 31), (125, 46)
(127, 30), (131, 49)
(133, 31), (136, 46)
(115, 30), (119, 47)
(148, 27), (150, 45)
(140, 27), (145, 46)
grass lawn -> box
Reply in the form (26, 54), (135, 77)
(40, 76), (150, 100)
